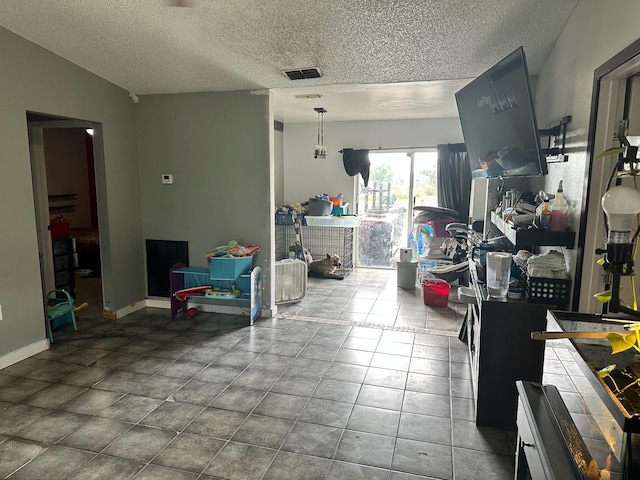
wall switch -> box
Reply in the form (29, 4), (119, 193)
(0, 305), (3, 321)
(161, 174), (173, 185)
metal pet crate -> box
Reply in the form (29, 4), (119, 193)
(275, 215), (354, 277)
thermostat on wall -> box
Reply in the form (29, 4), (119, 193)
(162, 174), (173, 184)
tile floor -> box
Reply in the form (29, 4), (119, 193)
(0, 268), (516, 480)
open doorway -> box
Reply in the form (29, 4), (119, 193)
(577, 40), (640, 313)
(28, 113), (104, 321)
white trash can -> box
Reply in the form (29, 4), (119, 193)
(397, 261), (418, 289)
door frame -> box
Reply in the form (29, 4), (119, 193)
(28, 118), (101, 300)
(577, 39), (640, 313)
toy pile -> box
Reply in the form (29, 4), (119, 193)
(205, 240), (260, 259)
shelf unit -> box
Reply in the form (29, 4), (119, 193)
(169, 262), (262, 324)
(52, 238), (76, 298)
(462, 261), (547, 430)
(48, 193), (78, 215)
(490, 211), (575, 249)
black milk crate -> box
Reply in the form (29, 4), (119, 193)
(525, 276), (571, 308)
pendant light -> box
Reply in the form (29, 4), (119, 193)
(314, 107), (327, 159)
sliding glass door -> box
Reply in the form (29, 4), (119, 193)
(356, 149), (438, 268)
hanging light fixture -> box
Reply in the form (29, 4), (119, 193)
(313, 107), (327, 159)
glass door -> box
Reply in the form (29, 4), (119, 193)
(356, 149), (438, 268)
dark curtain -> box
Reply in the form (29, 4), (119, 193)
(437, 143), (471, 222)
(341, 148), (370, 187)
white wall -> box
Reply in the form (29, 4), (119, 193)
(535, 0), (640, 311)
(282, 118), (464, 209)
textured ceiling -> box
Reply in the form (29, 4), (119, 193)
(0, 0), (578, 122)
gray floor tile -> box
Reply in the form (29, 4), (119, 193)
(299, 397), (354, 428)
(326, 460), (391, 480)
(98, 393), (163, 423)
(59, 416), (132, 452)
(398, 412), (452, 445)
(0, 378), (51, 403)
(134, 464), (199, 480)
(6, 445), (95, 480)
(230, 367), (282, 391)
(0, 404), (50, 435)
(324, 362), (368, 383)
(271, 373), (320, 397)
(452, 447), (514, 480)
(14, 410), (88, 444)
(60, 388), (123, 415)
(335, 429), (395, 469)
(204, 441), (276, 480)
(406, 372), (450, 396)
(209, 386), (266, 412)
(171, 379), (226, 405)
(59, 366), (111, 387)
(131, 374), (187, 399)
(402, 390), (451, 418)
(333, 348), (374, 366)
(0, 438), (47, 479)
(281, 421), (342, 458)
(313, 378), (361, 403)
(23, 383), (86, 409)
(140, 400), (204, 431)
(92, 370), (151, 393)
(185, 407), (248, 439)
(347, 404), (400, 436)
(253, 392), (308, 420)
(392, 438), (453, 479)
(262, 451), (332, 480)
(231, 414), (294, 448)
(102, 425), (176, 462)
(356, 384), (404, 411)
(364, 367), (408, 389)
(68, 454), (144, 479)
(152, 432), (224, 472)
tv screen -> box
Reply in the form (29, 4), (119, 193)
(455, 47), (547, 178)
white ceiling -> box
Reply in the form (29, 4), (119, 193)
(0, 0), (578, 123)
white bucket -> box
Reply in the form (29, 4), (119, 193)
(397, 261), (418, 289)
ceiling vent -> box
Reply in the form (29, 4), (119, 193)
(294, 93), (323, 99)
(283, 67), (322, 80)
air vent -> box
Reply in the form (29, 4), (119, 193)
(283, 67), (322, 80)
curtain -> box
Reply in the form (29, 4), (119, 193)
(341, 148), (370, 187)
(437, 143), (471, 222)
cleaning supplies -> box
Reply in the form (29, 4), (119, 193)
(540, 200), (551, 230)
(550, 180), (567, 232)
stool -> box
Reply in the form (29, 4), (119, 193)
(45, 289), (77, 343)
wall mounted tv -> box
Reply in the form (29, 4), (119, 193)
(455, 46), (547, 178)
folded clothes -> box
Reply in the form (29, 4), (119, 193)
(527, 250), (567, 279)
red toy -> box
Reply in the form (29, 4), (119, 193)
(186, 307), (198, 318)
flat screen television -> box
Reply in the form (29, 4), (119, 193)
(455, 46), (547, 178)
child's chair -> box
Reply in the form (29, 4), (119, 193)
(45, 289), (77, 343)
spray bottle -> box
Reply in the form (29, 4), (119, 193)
(550, 180), (567, 231)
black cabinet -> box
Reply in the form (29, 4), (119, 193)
(464, 261), (547, 430)
(52, 238), (75, 297)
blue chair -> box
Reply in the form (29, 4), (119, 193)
(45, 289), (77, 343)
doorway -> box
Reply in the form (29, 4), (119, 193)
(28, 114), (104, 320)
(356, 149), (438, 268)
(578, 41), (640, 313)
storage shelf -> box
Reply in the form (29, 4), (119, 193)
(491, 211), (575, 249)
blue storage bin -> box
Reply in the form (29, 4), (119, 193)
(209, 256), (253, 280)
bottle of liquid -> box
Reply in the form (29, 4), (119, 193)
(550, 180), (567, 232)
(540, 200), (551, 230)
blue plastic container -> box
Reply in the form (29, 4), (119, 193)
(209, 256), (253, 280)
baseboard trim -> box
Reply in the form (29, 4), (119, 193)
(0, 339), (50, 370)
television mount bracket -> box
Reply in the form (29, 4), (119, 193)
(540, 115), (572, 163)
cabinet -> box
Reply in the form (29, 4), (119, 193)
(52, 238), (76, 297)
(463, 261), (547, 430)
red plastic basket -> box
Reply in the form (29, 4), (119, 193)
(50, 219), (70, 239)
(422, 279), (451, 307)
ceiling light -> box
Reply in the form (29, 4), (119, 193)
(314, 107), (327, 159)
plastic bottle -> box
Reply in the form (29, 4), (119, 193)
(550, 180), (567, 232)
(540, 200), (551, 230)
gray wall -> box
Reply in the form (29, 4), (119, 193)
(0, 26), (144, 357)
(135, 91), (273, 304)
